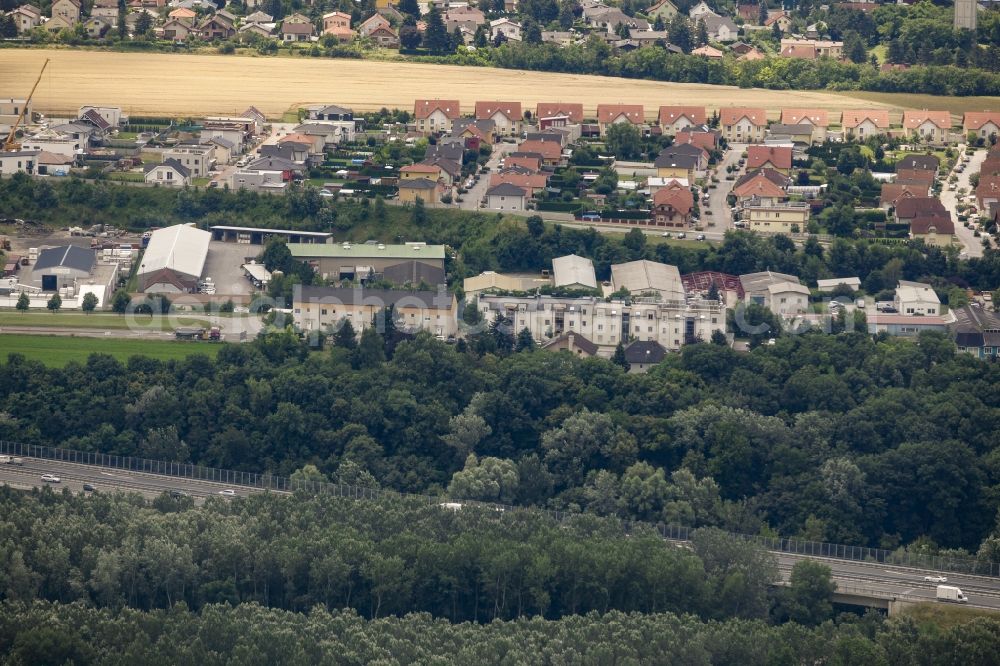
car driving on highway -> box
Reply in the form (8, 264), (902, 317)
(924, 575), (948, 583)
(40, 474), (60, 483)
(218, 489), (237, 497)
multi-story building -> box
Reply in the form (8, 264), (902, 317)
(477, 293), (725, 351)
(744, 200), (810, 234)
(413, 99), (462, 135)
(780, 109), (829, 144)
(0, 98), (30, 135)
(719, 107), (767, 143)
(475, 101), (523, 137)
(952, 305), (1000, 359)
(293, 286), (458, 339)
(842, 109), (890, 140)
(163, 145), (215, 178)
(902, 110), (952, 145)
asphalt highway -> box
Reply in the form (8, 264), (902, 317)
(4, 456), (1000, 610)
(0, 457), (284, 504)
(775, 554), (1000, 610)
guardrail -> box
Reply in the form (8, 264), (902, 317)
(1, 439), (997, 577)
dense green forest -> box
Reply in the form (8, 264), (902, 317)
(1, 486), (1000, 665)
(7, 596), (1000, 665)
(4, 174), (1000, 294)
(0, 487), (783, 620)
(3, 323), (1000, 556)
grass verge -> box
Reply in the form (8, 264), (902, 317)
(901, 601), (1000, 629)
(0, 311), (210, 331)
(0, 333), (223, 367)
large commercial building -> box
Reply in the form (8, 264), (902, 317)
(552, 254), (598, 290)
(288, 242), (446, 285)
(610, 260), (685, 301)
(138, 224), (211, 293)
(31, 245), (95, 291)
(292, 285), (457, 338)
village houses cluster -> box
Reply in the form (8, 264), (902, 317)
(2, 84), (1000, 367)
(3, 0), (857, 62)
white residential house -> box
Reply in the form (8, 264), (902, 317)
(144, 158), (192, 188)
(688, 1), (717, 20)
(0, 150), (39, 176)
(489, 17), (522, 42)
(475, 101), (523, 137)
(8, 4), (43, 33)
(486, 183), (527, 210)
(163, 145), (215, 178)
(740, 270), (810, 315)
(894, 280), (940, 316)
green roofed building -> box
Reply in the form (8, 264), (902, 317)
(287, 241), (447, 285)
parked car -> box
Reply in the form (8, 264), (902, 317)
(41, 474), (60, 483)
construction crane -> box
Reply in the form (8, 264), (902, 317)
(3, 58), (49, 153)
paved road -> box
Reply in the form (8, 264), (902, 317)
(775, 553), (1000, 610)
(940, 145), (986, 258)
(0, 457), (279, 503)
(6, 455), (1000, 609)
(0, 315), (264, 341)
(704, 143), (744, 236)
(459, 141), (518, 211)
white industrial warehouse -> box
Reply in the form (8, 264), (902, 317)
(138, 224), (211, 293)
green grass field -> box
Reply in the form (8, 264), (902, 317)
(833, 91), (1000, 117)
(0, 311), (211, 331)
(0, 333), (223, 367)
(901, 601), (1000, 628)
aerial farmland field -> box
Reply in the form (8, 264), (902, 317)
(0, 47), (956, 121)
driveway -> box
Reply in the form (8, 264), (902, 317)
(940, 145), (987, 258)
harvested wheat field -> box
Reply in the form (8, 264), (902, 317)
(0, 48), (969, 121)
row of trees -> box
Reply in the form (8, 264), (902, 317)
(431, 36), (1000, 97)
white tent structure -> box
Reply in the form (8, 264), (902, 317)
(138, 224), (211, 293)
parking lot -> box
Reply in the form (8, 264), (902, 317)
(200, 241), (259, 298)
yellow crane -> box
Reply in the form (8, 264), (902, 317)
(3, 58), (50, 152)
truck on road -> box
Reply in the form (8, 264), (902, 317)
(936, 585), (968, 603)
(175, 327), (206, 341)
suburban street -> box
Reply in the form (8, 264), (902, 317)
(6, 454), (1000, 610)
(940, 145), (987, 258)
(704, 142), (744, 238)
(458, 140), (517, 211)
